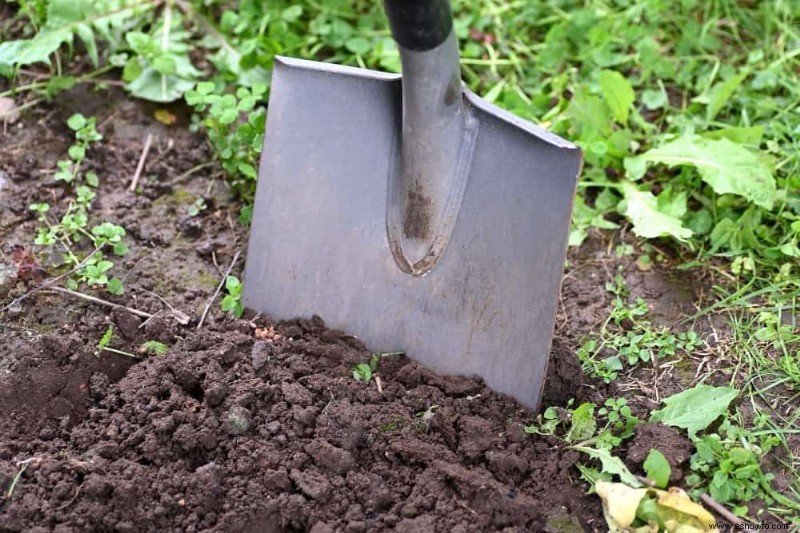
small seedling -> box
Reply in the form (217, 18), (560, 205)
(186, 197), (207, 217)
(220, 275), (244, 318)
(28, 116), (128, 295)
(578, 273), (703, 382)
(140, 340), (168, 355)
(55, 114), (103, 184)
(352, 351), (403, 382)
(524, 397), (638, 450)
(415, 404), (440, 431)
(5, 458), (38, 500)
(352, 353), (380, 382)
(96, 325), (136, 358)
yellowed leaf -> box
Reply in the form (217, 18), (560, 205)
(656, 488), (718, 532)
(596, 481), (649, 531)
(595, 481), (720, 533)
(154, 108), (176, 125)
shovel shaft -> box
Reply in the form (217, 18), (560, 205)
(384, 0), (453, 51)
(383, 0), (477, 275)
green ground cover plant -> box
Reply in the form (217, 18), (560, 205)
(3, 1), (798, 282)
(28, 113), (129, 294)
(578, 270), (702, 382)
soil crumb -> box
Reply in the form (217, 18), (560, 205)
(0, 317), (600, 532)
(626, 423), (694, 483)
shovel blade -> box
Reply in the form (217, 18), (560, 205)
(243, 57), (581, 410)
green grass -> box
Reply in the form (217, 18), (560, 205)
(2, 0), (800, 527)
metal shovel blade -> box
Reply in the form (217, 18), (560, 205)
(243, 57), (581, 410)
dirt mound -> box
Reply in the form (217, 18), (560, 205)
(0, 316), (598, 532)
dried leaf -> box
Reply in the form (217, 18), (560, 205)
(596, 481), (649, 530)
(657, 487), (717, 529)
(154, 108), (176, 125)
(595, 481), (720, 533)
(0, 96), (19, 123)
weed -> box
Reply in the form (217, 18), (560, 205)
(186, 197), (207, 217)
(778, 353), (800, 388)
(28, 115), (128, 295)
(185, 82), (266, 198)
(415, 404), (439, 432)
(96, 325), (136, 358)
(643, 449), (671, 489)
(121, 6), (201, 103)
(220, 275), (243, 318)
(352, 351), (402, 382)
(4, 0), (800, 523)
(140, 340), (168, 355)
(578, 273), (702, 382)
(55, 114), (102, 184)
(4, 1), (799, 289)
(352, 353), (380, 382)
(525, 397), (638, 450)
(652, 384), (800, 516)
(378, 416), (406, 433)
(4, 458), (37, 500)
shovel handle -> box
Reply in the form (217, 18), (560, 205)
(384, 0), (453, 51)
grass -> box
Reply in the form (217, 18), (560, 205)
(2, 0), (799, 528)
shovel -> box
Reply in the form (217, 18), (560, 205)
(242, 0), (582, 410)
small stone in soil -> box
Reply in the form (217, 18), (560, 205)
(251, 341), (271, 371)
(112, 309), (141, 340)
(290, 468), (332, 502)
(225, 406), (251, 435)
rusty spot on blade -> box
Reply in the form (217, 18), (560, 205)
(403, 179), (433, 240)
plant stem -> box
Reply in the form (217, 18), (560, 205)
(2, 246), (104, 313)
(0, 80), (49, 97)
(197, 250), (240, 330)
(101, 346), (137, 358)
(45, 286), (155, 319)
(699, 493), (747, 526)
(6, 461), (31, 499)
(169, 161), (217, 186)
(0, 97), (43, 120)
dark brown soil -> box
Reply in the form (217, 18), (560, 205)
(0, 314), (598, 532)
(1, 84), (606, 532)
(0, 70), (724, 532)
(625, 423), (693, 484)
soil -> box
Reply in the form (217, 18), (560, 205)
(1, 315), (599, 532)
(0, 79), (710, 531)
(0, 83), (604, 532)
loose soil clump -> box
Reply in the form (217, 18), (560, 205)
(1, 316), (598, 532)
(1, 75), (713, 533)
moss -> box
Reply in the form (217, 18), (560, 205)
(378, 416), (408, 433)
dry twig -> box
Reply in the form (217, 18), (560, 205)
(196, 250), (240, 330)
(699, 493), (747, 527)
(129, 133), (153, 192)
(45, 286), (154, 319)
(2, 246), (103, 313)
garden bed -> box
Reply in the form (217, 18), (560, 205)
(0, 89), (606, 531)
(0, 84), (710, 532)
